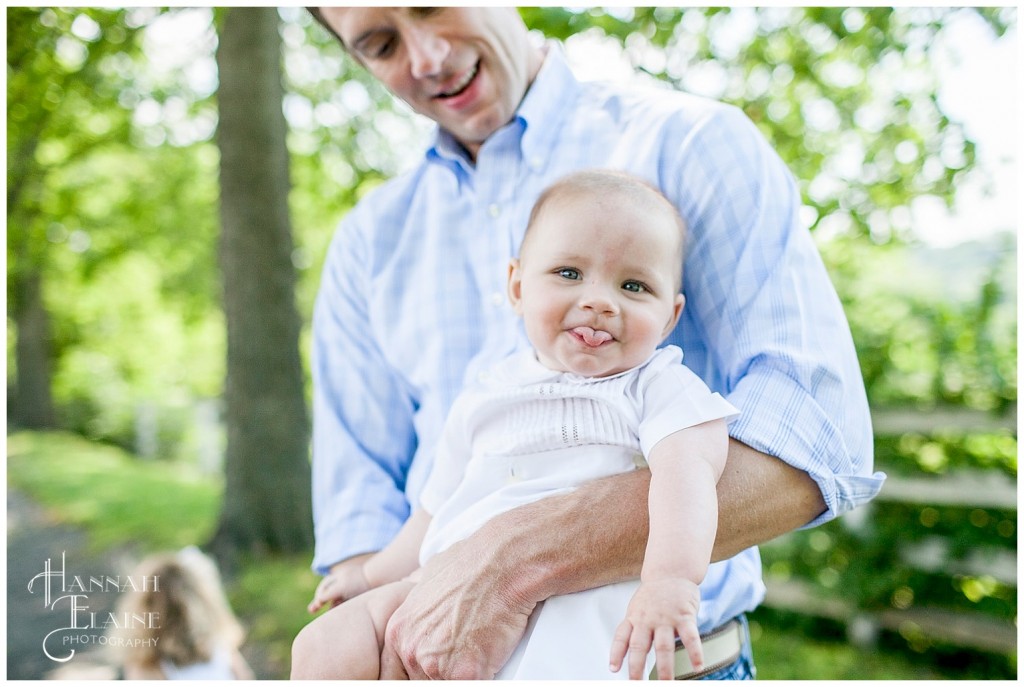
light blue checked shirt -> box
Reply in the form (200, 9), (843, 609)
(311, 46), (885, 628)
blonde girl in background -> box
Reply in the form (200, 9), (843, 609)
(109, 546), (254, 680)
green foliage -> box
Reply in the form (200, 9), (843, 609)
(749, 609), (1015, 679)
(522, 7), (1011, 243)
(8, 7), (143, 281)
(8, 8), (224, 447)
(761, 229), (1016, 663)
(821, 233), (1017, 412)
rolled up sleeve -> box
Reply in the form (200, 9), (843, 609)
(665, 103), (885, 528)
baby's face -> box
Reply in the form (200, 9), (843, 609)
(508, 192), (684, 378)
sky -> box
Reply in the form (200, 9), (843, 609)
(911, 11), (1018, 248)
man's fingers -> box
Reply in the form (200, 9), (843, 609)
(378, 643), (410, 680)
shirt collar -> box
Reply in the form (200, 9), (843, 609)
(506, 345), (663, 386)
(516, 43), (579, 172)
(426, 42), (579, 174)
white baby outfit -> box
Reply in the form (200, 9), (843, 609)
(418, 346), (739, 679)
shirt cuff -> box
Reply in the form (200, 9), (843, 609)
(311, 508), (406, 576)
(726, 368), (886, 526)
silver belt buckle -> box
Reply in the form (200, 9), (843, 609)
(652, 618), (744, 680)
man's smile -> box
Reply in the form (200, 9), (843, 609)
(434, 61), (479, 99)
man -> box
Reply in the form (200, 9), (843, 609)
(296, 7), (884, 680)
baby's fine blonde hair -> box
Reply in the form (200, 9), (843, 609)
(109, 547), (245, 670)
(521, 169), (688, 291)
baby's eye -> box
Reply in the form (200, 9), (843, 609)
(623, 281), (647, 293)
(557, 268), (581, 280)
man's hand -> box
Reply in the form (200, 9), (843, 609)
(609, 577), (702, 680)
(378, 534), (536, 679)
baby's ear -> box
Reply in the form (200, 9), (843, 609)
(507, 259), (524, 315)
(663, 293), (685, 337)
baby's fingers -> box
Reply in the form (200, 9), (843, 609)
(677, 620), (704, 673)
(652, 627), (677, 680)
(627, 627), (653, 680)
(307, 577), (337, 614)
(608, 620), (633, 673)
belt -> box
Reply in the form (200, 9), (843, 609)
(653, 618), (744, 680)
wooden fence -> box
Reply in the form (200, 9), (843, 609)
(758, 405), (1018, 655)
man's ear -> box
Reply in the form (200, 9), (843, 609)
(663, 293), (685, 337)
(507, 259), (524, 315)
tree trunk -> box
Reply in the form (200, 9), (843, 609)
(211, 7), (313, 562)
(10, 266), (58, 429)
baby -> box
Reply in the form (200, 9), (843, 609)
(292, 169), (738, 680)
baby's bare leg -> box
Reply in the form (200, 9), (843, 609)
(291, 580), (415, 679)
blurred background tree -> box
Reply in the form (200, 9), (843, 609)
(211, 6), (312, 562)
(6, 6), (1016, 678)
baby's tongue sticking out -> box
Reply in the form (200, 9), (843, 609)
(572, 326), (612, 347)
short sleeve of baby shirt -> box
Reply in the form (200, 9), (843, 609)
(637, 346), (740, 457)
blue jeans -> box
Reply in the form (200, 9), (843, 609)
(699, 615), (756, 680)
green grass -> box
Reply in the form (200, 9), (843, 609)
(750, 617), (949, 679)
(7, 430), (220, 553)
(7, 430), (1010, 680)
(231, 552), (319, 677)
(7, 430), (316, 679)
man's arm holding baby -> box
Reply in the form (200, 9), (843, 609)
(379, 438), (824, 679)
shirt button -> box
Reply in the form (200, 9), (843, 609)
(506, 465), (522, 484)
(491, 292), (505, 307)
(488, 203), (500, 218)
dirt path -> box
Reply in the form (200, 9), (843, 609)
(6, 489), (277, 680)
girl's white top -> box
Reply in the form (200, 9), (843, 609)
(159, 646), (235, 680)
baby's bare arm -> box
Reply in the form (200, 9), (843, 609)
(610, 419), (727, 679)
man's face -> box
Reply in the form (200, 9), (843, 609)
(319, 7), (542, 160)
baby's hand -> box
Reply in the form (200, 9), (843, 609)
(307, 565), (370, 614)
(609, 577), (702, 680)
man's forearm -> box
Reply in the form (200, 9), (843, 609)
(713, 439), (825, 560)
(480, 438), (826, 605)
(480, 468), (650, 604)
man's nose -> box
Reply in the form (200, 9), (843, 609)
(406, 26), (450, 79)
